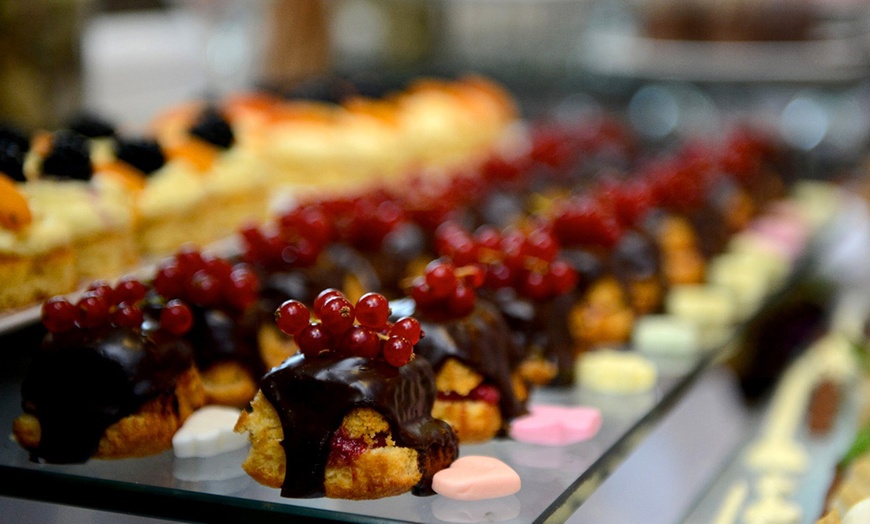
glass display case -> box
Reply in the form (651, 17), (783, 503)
(4, 2), (870, 522)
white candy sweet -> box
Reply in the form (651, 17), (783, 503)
(843, 497), (870, 524)
(632, 314), (699, 357)
(666, 284), (736, 348)
(172, 406), (248, 458)
(707, 252), (774, 316)
(577, 350), (657, 394)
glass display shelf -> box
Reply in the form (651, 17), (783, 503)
(0, 324), (716, 524)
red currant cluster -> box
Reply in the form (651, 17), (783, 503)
(152, 246), (259, 312)
(552, 196), (625, 249)
(407, 259), (484, 320)
(336, 196), (406, 252)
(275, 289), (421, 367)
(435, 223), (578, 302)
(240, 221), (326, 272)
(40, 277), (193, 336)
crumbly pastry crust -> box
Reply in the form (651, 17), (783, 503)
(199, 361), (259, 409)
(13, 367), (205, 459)
(236, 393), (426, 499)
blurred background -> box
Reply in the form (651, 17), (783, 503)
(3, 0), (870, 167)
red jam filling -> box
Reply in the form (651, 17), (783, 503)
(437, 383), (501, 405)
(327, 427), (389, 467)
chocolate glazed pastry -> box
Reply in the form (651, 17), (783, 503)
(17, 325), (199, 463)
(394, 298), (528, 428)
(257, 353), (457, 498)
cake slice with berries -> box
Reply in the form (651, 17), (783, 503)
(150, 104), (272, 251)
(235, 290), (458, 499)
(91, 134), (210, 257)
(13, 278), (205, 463)
(0, 127), (77, 311)
(22, 129), (137, 281)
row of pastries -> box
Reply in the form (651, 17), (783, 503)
(3, 73), (832, 502)
(0, 75), (518, 312)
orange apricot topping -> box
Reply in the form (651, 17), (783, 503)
(0, 175), (32, 232)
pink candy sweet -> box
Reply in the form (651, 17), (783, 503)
(432, 456), (521, 501)
(509, 404), (602, 446)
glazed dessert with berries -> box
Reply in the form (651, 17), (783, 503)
(13, 279), (205, 463)
(397, 258), (529, 443)
(239, 208), (382, 369)
(150, 247), (264, 407)
(0, 127), (76, 310)
(434, 223), (580, 386)
(235, 290), (458, 499)
(21, 130), (137, 281)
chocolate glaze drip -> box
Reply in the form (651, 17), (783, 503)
(492, 290), (577, 386)
(186, 307), (265, 379)
(257, 245), (380, 317)
(19, 326), (194, 463)
(259, 353), (457, 498)
(393, 298), (527, 423)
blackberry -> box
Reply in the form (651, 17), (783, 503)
(67, 113), (116, 139)
(41, 131), (93, 181)
(189, 107), (234, 149)
(0, 124), (29, 182)
(115, 137), (165, 175)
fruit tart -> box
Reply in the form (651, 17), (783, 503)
(235, 290), (458, 499)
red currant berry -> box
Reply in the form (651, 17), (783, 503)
(425, 260), (458, 299)
(76, 292), (110, 329)
(188, 270), (221, 307)
(319, 295), (355, 336)
(111, 303), (144, 328)
(521, 270), (550, 301)
(549, 260), (578, 295)
(409, 278), (435, 310)
(112, 276), (148, 305)
(296, 322), (333, 357)
(161, 299), (193, 336)
(313, 288), (344, 317)
(485, 262), (514, 289)
(299, 205), (333, 246)
(448, 283), (475, 317)
(474, 225), (502, 251)
(85, 280), (114, 302)
(224, 265), (259, 310)
(153, 259), (185, 299)
(461, 264), (486, 289)
(355, 292), (390, 330)
(275, 300), (310, 337)
(41, 296), (77, 333)
(202, 254), (233, 280)
(339, 325), (381, 358)
(389, 317), (422, 345)
(175, 245), (205, 278)
(525, 228), (558, 263)
(382, 336), (413, 367)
